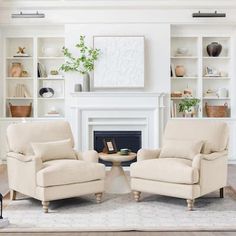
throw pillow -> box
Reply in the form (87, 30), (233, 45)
(31, 139), (76, 162)
(160, 139), (204, 160)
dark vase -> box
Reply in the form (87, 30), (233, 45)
(206, 42), (222, 57)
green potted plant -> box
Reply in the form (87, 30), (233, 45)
(179, 98), (200, 117)
(60, 35), (100, 92)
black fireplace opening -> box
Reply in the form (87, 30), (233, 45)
(94, 131), (142, 166)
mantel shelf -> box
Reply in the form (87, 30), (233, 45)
(70, 92), (165, 97)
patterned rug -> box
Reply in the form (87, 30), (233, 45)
(1, 187), (236, 232)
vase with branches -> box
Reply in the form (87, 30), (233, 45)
(60, 35), (100, 91)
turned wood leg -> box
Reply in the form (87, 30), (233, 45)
(42, 201), (49, 213)
(10, 189), (16, 201)
(220, 187), (224, 198)
(133, 191), (141, 202)
(187, 199), (194, 211)
(95, 193), (103, 204)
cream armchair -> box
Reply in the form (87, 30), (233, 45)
(130, 120), (229, 210)
(7, 121), (105, 213)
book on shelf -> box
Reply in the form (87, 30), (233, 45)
(170, 101), (177, 118)
(47, 75), (64, 79)
(37, 62), (47, 78)
(14, 84), (31, 98)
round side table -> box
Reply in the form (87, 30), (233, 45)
(99, 152), (136, 194)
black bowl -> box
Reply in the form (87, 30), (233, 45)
(39, 87), (54, 98)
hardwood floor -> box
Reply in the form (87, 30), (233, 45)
(0, 164), (236, 236)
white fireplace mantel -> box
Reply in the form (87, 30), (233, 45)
(67, 92), (167, 152)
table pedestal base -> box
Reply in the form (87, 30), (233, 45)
(105, 162), (131, 194)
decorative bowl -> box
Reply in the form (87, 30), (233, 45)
(39, 87), (54, 98)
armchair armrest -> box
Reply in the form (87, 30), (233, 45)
(7, 152), (43, 171)
(75, 150), (99, 163)
(192, 150), (228, 169)
(137, 148), (161, 162)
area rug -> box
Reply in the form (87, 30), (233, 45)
(1, 187), (236, 232)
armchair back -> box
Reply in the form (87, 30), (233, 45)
(163, 120), (229, 154)
(7, 121), (74, 155)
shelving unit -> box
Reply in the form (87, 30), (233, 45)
(3, 36), (65, 118)
(170, 36), (232, 118)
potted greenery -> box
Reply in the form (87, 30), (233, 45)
(60, 36), (100, 92)
(179, 98), (200, 117)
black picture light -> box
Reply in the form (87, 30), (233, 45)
(192, 11), (226, 18)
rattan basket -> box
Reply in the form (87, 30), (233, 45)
(205, 102), (228, 118)
(9, 103), (32, 117)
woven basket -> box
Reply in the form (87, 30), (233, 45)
(205, 102), (228, 117)
(9, 103), (32, 117)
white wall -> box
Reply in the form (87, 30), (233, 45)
(65, 23), (170, 94)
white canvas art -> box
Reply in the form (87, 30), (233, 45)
(93, 36), (145, 88)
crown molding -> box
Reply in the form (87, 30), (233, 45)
(0, 0), (236, 10)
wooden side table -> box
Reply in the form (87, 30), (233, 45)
(99, 152), (136, 194)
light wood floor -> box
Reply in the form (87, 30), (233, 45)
(0, 164), (236, 236)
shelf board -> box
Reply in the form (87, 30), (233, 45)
(171, 77), (198, 80)
(37, 77), (64, 80)
(6, 57), (33, 60)
(203, 97), (230, 100)
(38, 57), (64, 60)
(6, 97), (33, 100)
(202, 56), (230, 59)
(37, 97), (65, 100)
(6, 77), (33, 80)
(171, 56), (198, 59)
(203, 77), (230, 80)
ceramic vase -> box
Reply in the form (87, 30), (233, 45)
(175, 65), (185, 77)
(206, 42), (222, 57)
(10, 63), (22, 77)
(83, 73), (90, 92)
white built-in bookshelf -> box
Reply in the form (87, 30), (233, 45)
(170, 36), (232, 118)
(3, 36), (65, 118)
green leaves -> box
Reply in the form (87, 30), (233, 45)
(179, 98), (200, 113)
(60, 35), (100, 75)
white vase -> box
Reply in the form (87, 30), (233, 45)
(83, 73), (90, 92)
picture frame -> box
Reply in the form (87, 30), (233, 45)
(103, 138), (117, 154)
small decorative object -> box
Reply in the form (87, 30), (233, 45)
(37, 62), (47, 78)
(21, 70), (29, 77)
(175, 65), (185, 77)
(39, 87), (54, 98)
(74, 84), (82, 92)
(50, 70), (59, 75)
(207, 42), (222, 57)
(45, 107), (60, 117)
(10, 62), (22, 77)
(119, 148), (131, 155)
(60, 35), (100, 92)
(205, 66), (220, 77)
(219, 71), (228, 77)
(183, 85), (192, 97)
(205, 103), (228, 117)
(42, 47), (59, 57)
(217, 88), (228, 98)
(204, 89), (218, 98)
(179, 98), (200, 117)
(103, 138), (117, 154)
(9, 103), (32, 117)
(176, 47), (189, 56)
(14, 47), (29, 57)
(171, 91), (182, 97)
(0, 192), (9, 228)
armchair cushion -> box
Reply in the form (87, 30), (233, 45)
(131, 158), (199, 184)
(37, 159), (105, 187)
(160, 139), (203, 160)
(31, 139), (76, 162)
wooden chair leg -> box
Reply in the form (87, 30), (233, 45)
(133, 191), (141, 202)
(95, 193), (103, 203)
(10, 189), (16, 201)
(220, 187), (224, 198)
(42, 201), (49, 213)
(187, 199), (194, 211)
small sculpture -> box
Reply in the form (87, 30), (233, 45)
(17, 47), (26, 55)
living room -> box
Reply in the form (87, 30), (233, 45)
(0, 0), (236, 235)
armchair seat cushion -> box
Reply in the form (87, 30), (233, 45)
(37, 159), (105, 187)
(130, 158), (199, 184)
